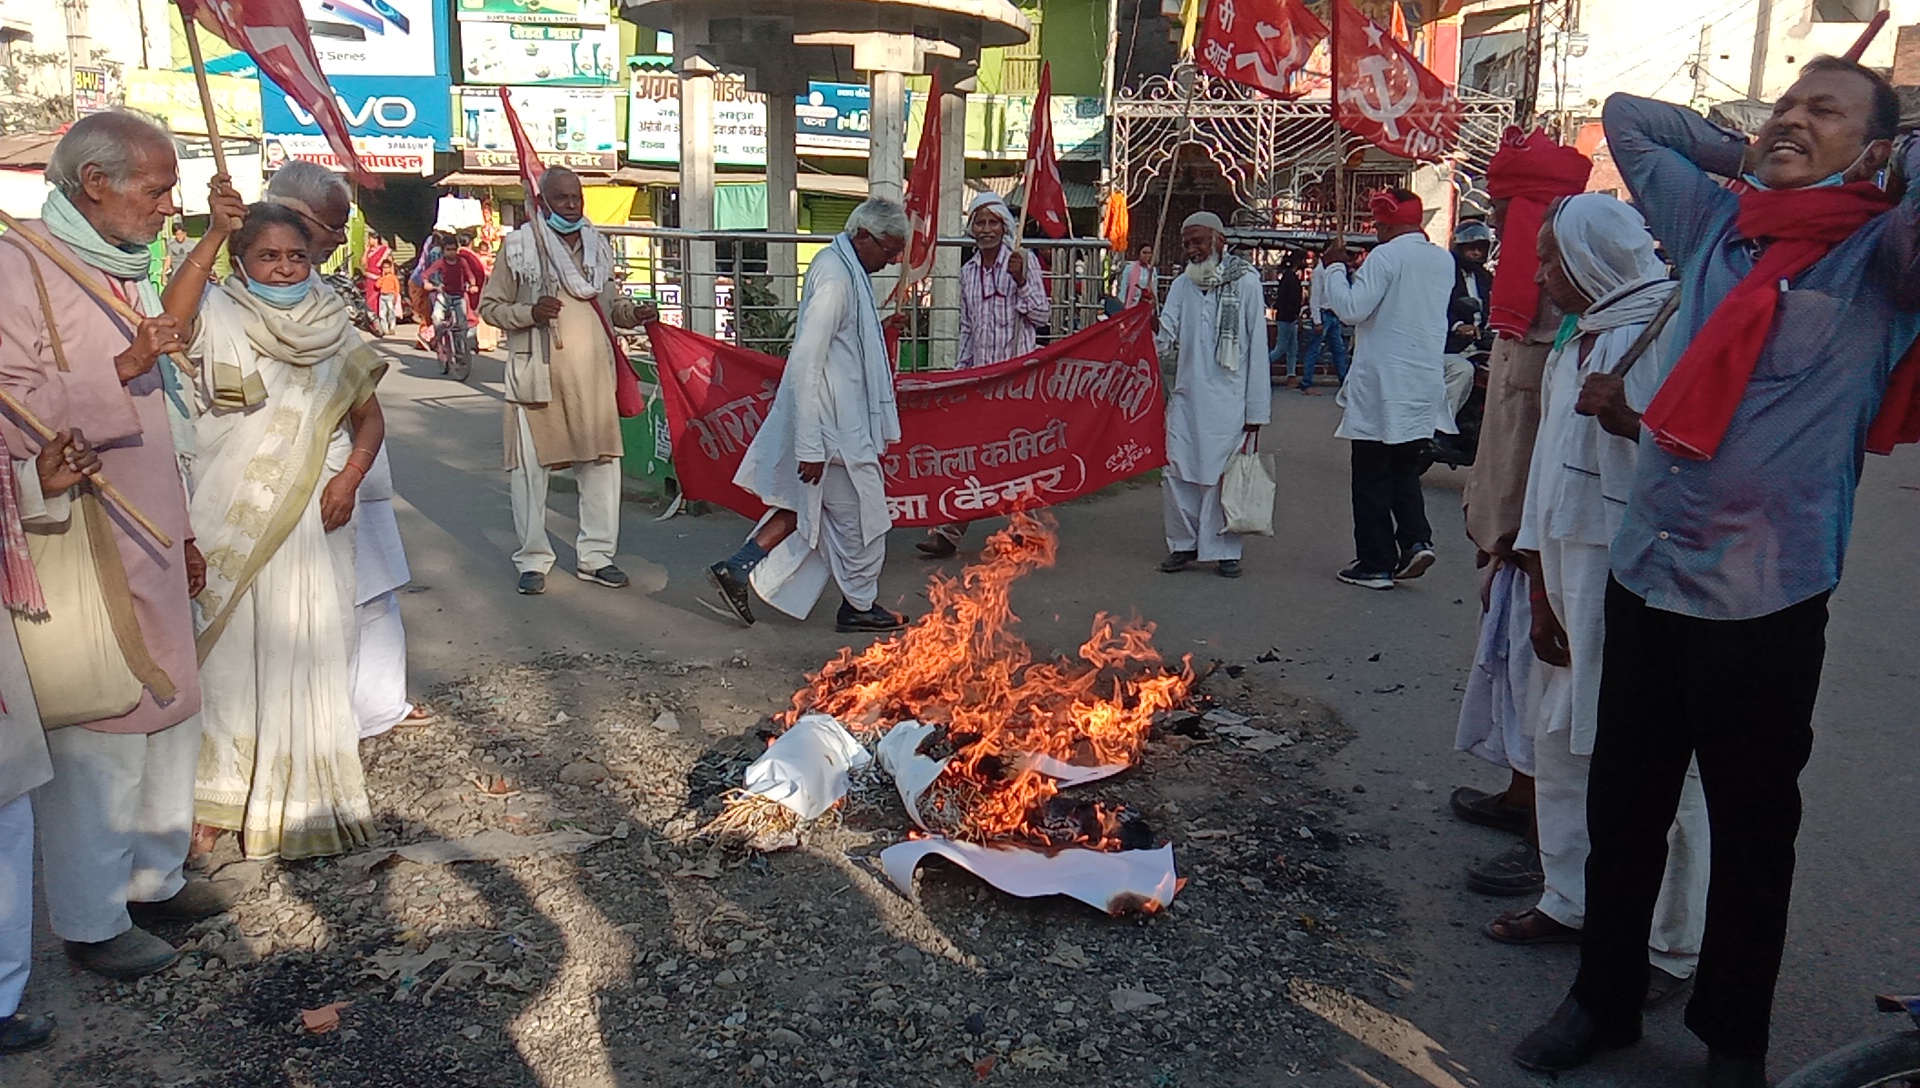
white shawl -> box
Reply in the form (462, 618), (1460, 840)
(505, 216), (615, 300)
(825, 233), (901, 450)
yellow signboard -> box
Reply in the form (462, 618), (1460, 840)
(124, 69), (263, 139)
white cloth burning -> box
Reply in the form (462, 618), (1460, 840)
(741, 713), (872, 821)
(880, 837), (1181, 915)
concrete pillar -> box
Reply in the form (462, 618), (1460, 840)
(868, 70), (907, 205)
(679, 60), (717, 336)
(929, 83), (966, 370)
(762, 73), (801, 309)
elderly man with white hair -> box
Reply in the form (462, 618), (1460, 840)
(263, 165), (429, 740)
(1153, 210), (1271, 579)
(707, 198), (913, 632)
(0, 111), (240, 982)
(917, 191), (1050, 558)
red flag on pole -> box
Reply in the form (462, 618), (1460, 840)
(893, 69), (943, 303)
(1389, 1), (1410, 44)
(1021, 63), (1072, 239)
(174, 0), (378, 185)
(1195, 0), (1328, 100)
(497, 87), (548, 210)
(1331, 0), (1460, 162)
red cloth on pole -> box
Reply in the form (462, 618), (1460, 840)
(1023, 64), (1072, 239)
(1484, 127), (1593, 339)
(176, 0), (377, 185)
(649, 305), (1168, 524)
(1195, 0), (1327, 100)
(1639, 183), (1920, 459)
(895, 69), (944, 303)
(1331, 0), (1461, 163)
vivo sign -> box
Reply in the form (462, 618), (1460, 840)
(260, 74), (451, 145)
(287, 94), (417, 129)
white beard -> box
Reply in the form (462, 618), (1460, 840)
(1183, 253), (1223, 286)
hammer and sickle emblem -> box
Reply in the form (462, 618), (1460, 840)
(1349, 53), (1421, 140)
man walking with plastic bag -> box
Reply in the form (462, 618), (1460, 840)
(1154, 212), (1271, 579)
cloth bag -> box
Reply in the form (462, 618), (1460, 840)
(13, 493), (150, 727)
(1221, 438), (1276, 536)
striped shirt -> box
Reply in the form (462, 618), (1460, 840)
(957, 246), (1049, 369)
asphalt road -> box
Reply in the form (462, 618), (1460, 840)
(284, 343), (1920, 1085)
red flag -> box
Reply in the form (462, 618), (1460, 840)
(1021, 63), (1071, 239)
(894, 69), (943, 302)
(1195, 0), (1328, 100)
(496, 87), (548, 210)
(1389, 1), (1410, 44)
(1332, 0), (1461, 162)
(175, 0), (377, 185)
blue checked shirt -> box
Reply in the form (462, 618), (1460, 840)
(1605, 94), (1920, 620)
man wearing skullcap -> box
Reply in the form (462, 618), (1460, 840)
(919, 192), (1051, 558)
(1450, 128), (1594, 895)
(1319, 188), (1454, 590)
(1152, 211), (1271, 579)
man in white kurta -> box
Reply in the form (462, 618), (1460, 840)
(705, 200), (911, 634)
(0, 456), (52, 1051)
(1154, 213), (1271, 578)
(1492, 194), (1708, 987)
(1320, 189), (1455, 589)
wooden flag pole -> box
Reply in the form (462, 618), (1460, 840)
(1843, 10), (1889, 61)
(0, 386), (174, 549)
(180, 13), (228, 178)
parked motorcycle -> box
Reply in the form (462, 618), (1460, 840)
(324, 270), (375, 335)
(1417, 347), (1488, 474)
(1779, 994), (1920, 1088)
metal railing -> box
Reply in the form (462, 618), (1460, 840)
(600, 226), (1115, 371)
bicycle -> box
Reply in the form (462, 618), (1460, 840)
(1780, 994), (1920, 1088)
(433, 292), (474, 381)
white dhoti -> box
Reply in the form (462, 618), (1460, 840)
(1454, 562), (1540, 776)
(1162, 476), (1241, 561)
(1531, 536), (1709, 973)
(34, 717), (201, 943)
(510, 405), (622, 575)
(353, 591), (413, 739)
(750, 463), (887, 617)
(1442, 354), (1475, 420)
(0, 794), (30, 1016)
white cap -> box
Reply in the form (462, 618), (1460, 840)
(1182, 211), (1226, 233)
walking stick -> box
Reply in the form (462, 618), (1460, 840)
(0, 388), (174, 549)
(1608, 287), (1683, 378)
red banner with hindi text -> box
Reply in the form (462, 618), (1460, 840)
(648, 306), (1166, 528)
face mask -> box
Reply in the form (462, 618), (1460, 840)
(546, 212), (585, 235)
(244, 276), (310, 309)
(1743, 142), (1885, 191)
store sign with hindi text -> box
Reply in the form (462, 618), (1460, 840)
(456, 86), (617, 172)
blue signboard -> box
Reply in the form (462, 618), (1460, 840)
(796, 82), (872, 152)
(259, 73), (454, 146)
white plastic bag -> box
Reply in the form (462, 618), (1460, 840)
(1221, 450), (1276, 535)
(741, 713), (871, 820)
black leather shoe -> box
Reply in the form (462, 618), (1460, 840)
(706, 563), (754, 626)
(1467, 839), (1546, 896)
(1703, 1052), (1768, 1088)
(0, 1012), (55, 1053)
(836, 602), (907, 633)
(1449, 785), (1533, 835)
(1158, 550), (1197, 573)
(1512, 996), (1641, 1072)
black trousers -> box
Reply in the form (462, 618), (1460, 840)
(1571, 579), (1829, 1060)
(1349, 439), (1432, 572)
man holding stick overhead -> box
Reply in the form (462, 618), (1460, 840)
(1512, 58), (1920, 1086)
(479, 166), (646, 597)
(0, 111), (242, 981)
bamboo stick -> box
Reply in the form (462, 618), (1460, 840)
(0, 387), (174, 549)
(180, 14), (230, 183)
(0, 208), (199, 379)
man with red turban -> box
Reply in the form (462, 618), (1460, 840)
(1319, 187), (1454, 590)
(1449, 128), (1593, 899)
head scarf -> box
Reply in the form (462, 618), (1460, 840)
(1485, 127), (1594, 339)
(967, 192), (1016, 233)
(1369, 190), (1423, 228)
(1548, 194), (1675, 334)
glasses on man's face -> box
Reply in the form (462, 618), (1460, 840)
(298, 208), (349, 241)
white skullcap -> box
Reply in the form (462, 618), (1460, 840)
(1182, 211), (1226, 233)
(968, 191), (1016, 231)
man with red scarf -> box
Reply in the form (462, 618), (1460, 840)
(1513, 58), (1920, 1087)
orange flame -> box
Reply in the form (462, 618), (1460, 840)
(785, 511), (1193, 846)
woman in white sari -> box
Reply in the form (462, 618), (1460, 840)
(180, 203), (387, 860)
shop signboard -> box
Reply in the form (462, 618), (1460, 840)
(459, 22), (620, 86)
(454, 0), (607, 25)
(264, 134), (435, 176)
(73, 67), (115, 117)
(457, 86), (617, 171)
(126, 69), (263, 138)
(261, 73), (452, 149)
(298, 0), (445, 78)
(628, 75), (883, 165)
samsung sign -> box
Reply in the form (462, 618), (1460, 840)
(260, 73), (451, 147)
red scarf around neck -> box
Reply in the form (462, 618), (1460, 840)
(1641, 181), (1920, 458)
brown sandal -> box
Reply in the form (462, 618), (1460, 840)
(1484, 906), (1581, 946)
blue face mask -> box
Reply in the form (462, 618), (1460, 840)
(546, 211), (585, 235)
(244, 276), (310, 309)
(1742, 143), (1884, 191)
